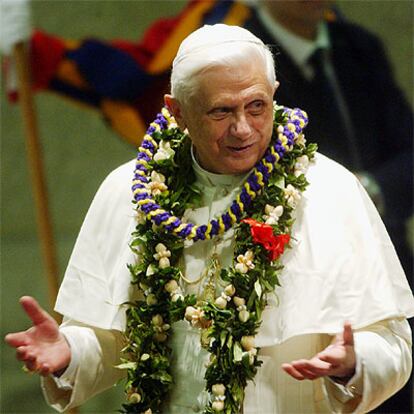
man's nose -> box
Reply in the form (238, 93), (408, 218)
(230, 113), (252, 139)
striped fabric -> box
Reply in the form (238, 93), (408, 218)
(24, 0), (253, 145)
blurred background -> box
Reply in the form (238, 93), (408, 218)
(1, 1), (413, 412)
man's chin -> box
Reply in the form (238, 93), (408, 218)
(221, 158), (258, 175)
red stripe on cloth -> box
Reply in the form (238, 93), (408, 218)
(111, 0), (214, 70)
(30, 30), (66, 90)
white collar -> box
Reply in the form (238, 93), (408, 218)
(191, 145), (248, 188)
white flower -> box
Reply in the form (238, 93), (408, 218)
(148, 171), (168, 196)
(235, 250), (255, 274)
(224, 284), (235, 297)
(135, 209), (147, 224)
(295, 132), (306, 146)
(153, 243), (171, 268)
(212, 383), (226, 396)
(238, 309), (250, 322)
(287, 122), (296, 132)
(171, 292), (184, 302)
(216, 291), (232, 307)
(146, 264), (156, 276)
(146, 294), (158, 306)
(183, 238), (194, 248)
(247, 347), (257, 365)
(153, 140), (175, 162)
(139, 282), (149, 291)
(184, 306), (209, 328)
(128, 392), (141, 404)
(212, 400), (224, 411)
(184, 306), (198, 321)
(263, 204), (284, 225)
(284, 184), (301, 208)
(164, 279), (179, 293)
(240, 336), (255, 351)
(294, 155), (309, 177)
(233, 296), (245, 308)
(159, 257), (170, 269)
(215, 296), (228, 309)
(151, 314), (163, 326)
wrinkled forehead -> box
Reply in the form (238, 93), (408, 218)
(188, 62), (274, 106)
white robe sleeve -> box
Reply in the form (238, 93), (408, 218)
(54, 159), (138, 331)
(324, 318), (412, 413)
(41, 320), (126, 412)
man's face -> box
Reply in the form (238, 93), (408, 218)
(170, 63), (276, 175)
(265, 0), (331, 29)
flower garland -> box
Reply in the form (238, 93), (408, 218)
(119, 104), (316, 413)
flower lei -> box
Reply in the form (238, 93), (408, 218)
(120, 103), (316, 413)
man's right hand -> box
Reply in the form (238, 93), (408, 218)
(5, 296), (71, 376)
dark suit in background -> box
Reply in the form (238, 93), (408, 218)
(244, 10), (413, 413)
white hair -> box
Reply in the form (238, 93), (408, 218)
(170, 24), (276, 104)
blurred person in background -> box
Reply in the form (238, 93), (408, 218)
(2, 1), (413, 411)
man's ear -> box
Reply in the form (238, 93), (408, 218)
(274, 81), (280, 95)
(164, 95), (186, 130)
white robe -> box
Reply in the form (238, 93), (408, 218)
(42, 153), (414, 413)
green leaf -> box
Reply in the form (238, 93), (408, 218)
(272, 174), (285, 189)
(254, 280), (262, 299)
(233, 341), (243, 362)
(227, 334), (233, 349)
(242, 352), (251, 369)
(220, 330), (228, 348)
(115, 361), (137, 370)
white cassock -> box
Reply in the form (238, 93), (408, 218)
(41, 153), (414, 413)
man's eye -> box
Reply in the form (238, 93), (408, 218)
(248, 101), (265, 114)
(209, 108), (230, 119)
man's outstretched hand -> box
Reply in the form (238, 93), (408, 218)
(282, 321), (356, 382)
(5, 296), (71, 376)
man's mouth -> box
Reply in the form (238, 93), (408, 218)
(228, 144), (254, 152)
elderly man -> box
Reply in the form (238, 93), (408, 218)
(6, 24), (414, 413)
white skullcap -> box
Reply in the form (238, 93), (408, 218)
(170, 24), (275, 103)
(172, 24), (265, 68)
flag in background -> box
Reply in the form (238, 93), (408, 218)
(12, 0), (253, 145)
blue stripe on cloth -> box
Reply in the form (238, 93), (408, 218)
(66, 40), (154, 101)
(49, 78), (101, 107)
(202, 0), (235, 25)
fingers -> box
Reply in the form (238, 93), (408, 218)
(16, 346), (38, 372)
(318, 346), (346, 365)
(342, 321), (354, 347)
(282, 358), (333, 381)
(4, 331), (30, 348)
(16, 346), (34, 362)
(281, 363), (306, 380)
(283, 323), (356, 382)
(37, 363), (52, 376)
(15, 346), (52, 376)
(19, 296), (50, 326)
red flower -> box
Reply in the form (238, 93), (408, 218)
(242, 218), (290, 261)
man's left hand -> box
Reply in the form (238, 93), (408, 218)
(281, 321), (356, 382)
